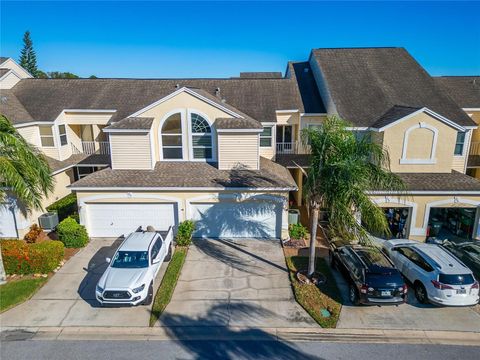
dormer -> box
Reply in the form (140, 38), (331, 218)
(0, 57), (33, 89)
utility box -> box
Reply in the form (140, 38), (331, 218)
(288, 209), (300, 225)
(38, 212), (59, 230)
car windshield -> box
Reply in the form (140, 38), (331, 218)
(111, 251), (149, 268)
(356, 249), (392, 269)
(439, 274), (475, 285)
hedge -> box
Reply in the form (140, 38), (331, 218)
(46, 193), (78, 222)
(1, 240), (64, 275)
(56, 217), (89, 248)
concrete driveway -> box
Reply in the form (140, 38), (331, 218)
(333, 265), (480, 331)
(0, 238), (168, 328)
(158, 238), (317, 329)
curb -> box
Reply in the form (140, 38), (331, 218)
(1, 326), (480, 346)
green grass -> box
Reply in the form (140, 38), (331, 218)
(0, 277), (48, 313)
(149, 246), (188, 327)
(286, 256), (342, 328)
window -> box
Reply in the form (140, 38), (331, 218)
(39, 126), (54, 147)
(150, 238), (163, 261)
(454, 132), (466, 155)
(58, 125), (68, 146)
(260, 126), (273, 147)
(162, 113), (183, 159)
(190, 113), (212, 160)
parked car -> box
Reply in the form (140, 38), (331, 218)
(382, 239), (479, 306)
(441, 240), (480, 280)
(329, 243), (407, 305)
(96, 227), (173, 306)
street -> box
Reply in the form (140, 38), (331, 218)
(1, 340), (479, 360)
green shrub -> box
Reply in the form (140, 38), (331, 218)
(23, 224), (43, 243)
(46, 193), (78, 221)
(289, 223), (309, 240)
(175, 220), (196, 246)
(1, 240), (64, 275)
(56, 217), (89, 248)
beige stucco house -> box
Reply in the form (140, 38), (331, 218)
(1, 48), (480, 243)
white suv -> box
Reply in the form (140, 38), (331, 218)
(382, 239), (479, 306)
(96, 228), (173, 306)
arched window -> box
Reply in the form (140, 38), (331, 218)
(162, 113), (183, 159)
(190, 113), (212, 160)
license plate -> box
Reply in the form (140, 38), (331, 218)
(457, 289), (467, 294)
(381, 291), (391, 297)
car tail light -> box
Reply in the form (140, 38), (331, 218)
(431, 280), (454, 290)
(360, 285), (368, 294)
(471, 282), (479, 289)
(400, 284), (408, 294)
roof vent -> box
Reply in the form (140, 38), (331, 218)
(175, 83), (180, 89)
(215, 87), (221, 98)
(221, 98), (226, 103)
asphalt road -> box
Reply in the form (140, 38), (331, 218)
(1, 340), (479, 360)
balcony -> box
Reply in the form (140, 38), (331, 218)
(276, 141), (298, 154)
(72, 141), (110, 155)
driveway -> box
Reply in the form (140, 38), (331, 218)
(333, 265), (480, 331)
(157, 238), (317, 329)
(0, 239), (168, 328)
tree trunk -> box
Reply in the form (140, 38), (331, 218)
(308, 205), (319, 277)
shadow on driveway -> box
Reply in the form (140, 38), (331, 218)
(160, 302), (323, 360)
(77, 238), (124, 307)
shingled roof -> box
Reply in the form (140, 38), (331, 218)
(70, 157), (296, 190)
(434, 76), (480, 109)
(0, 90), (34, 124)
(104, 117), (154, 130)
(3, 75), (305, 125)
(310, 47), (475, 128)
(0, 68), (10, 77)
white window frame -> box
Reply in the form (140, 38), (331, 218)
(159, 110), (186, 161)
(58, 124), (68, 146)
(39, 125), (55, 147)
(454, 131), (466, 156)
(260, 126), (273, 147)
(187, 110), (215, 162)
(400, 122), (438, 165)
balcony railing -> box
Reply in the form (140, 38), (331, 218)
(72, 141), (110, 155)
(276, 141), (298, 154)
(470, 142), (480, 156)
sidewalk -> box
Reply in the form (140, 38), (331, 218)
(2, 326), (479, 346)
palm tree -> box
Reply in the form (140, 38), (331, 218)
(0, 115), (54, 283)
(301, 116), (405, 277)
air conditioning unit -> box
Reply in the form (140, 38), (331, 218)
(288, 209), (300, 225)
(38, 212), (59, 230)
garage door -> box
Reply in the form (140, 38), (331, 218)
(0, 204), (17, 238)
(86, 203), (177, 238)
(190, 201), (282, 239)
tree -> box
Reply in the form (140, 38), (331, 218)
(47, 71), (79, 79)
(0, 115), (54, 212)
(301, 116), (405, 277)
(18, 31), (38, 77)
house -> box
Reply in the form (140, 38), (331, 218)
(1, 48), (480, 242)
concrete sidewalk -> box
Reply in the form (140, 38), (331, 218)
(1, 326), (479, 346)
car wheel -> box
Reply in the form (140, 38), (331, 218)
(414, 282), (428, 304)
(164, 244), (172, 262)
(143, 282), (154, 306)
(349, 284), (360, 305)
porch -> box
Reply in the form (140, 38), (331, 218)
(68, 124), (110, 155)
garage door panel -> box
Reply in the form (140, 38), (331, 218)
(86, 203), (177, 238)
(191, 201), (282, 239)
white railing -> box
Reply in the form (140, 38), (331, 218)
(276, 141), (297, 154)
(470, 142), (480, 156)
(72, 141), (110, 155)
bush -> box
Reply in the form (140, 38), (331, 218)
(24, 224), (43, 243)
(175, 220), (196, 246)
(46, 193), (78, 222)
(56, 217), (89, 248)
(289, 223), (309, 240)
(1, 240), (64, 275)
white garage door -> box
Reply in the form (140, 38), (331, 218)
(190, 201), (282, 239)
(86, 203), (177, 238)
(0, 204), (17, 238)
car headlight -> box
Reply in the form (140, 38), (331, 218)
(96, 284), (104, 293)
(132, 284), (145, 293)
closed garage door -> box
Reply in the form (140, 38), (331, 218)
(0, 204), (17, 238)
(190, 201), (282, 239)
(86, 203), (177, 238)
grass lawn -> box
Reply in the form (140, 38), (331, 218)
(286, 256), (342, 328)
(149, 246), (188, 327)
(0, 277), (48, 313)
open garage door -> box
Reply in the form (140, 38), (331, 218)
(190, 201), (283, 239)
(86, 203), (177, 238)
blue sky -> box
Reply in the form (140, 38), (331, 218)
(1, 1), (479, 78)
